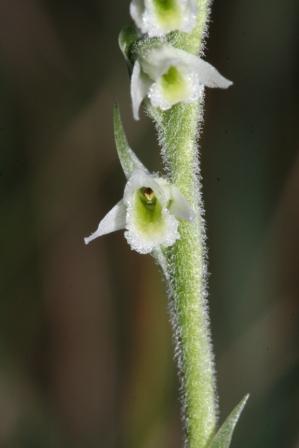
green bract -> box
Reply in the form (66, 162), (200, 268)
(209, 395), (249, 448)
(118, 25), (140, 68)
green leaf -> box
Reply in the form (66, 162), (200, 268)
(209, 394), (249, 448)
(113, 105), (147, 179)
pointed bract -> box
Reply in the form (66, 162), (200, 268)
(113, 105), (147, 176)
(118, 25), (140, 67)
(209, 394), (249, 448)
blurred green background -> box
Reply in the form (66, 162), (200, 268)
(0, 0), (298, 447)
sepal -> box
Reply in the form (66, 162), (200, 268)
(131, 61), (152, 120)
(169, 185), (195, 222)
(84, 200), (126, 245)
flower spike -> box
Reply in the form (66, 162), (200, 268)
(130, 0), (197, 37)
(131, 44), (233, 119)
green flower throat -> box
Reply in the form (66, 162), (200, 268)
(161, 66), (187, 103)
(153, 0), (180, 28)
(135, 187), (163, 232)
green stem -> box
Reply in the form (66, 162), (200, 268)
(163, 102), (216, 448)
(152, 2), (217, 447)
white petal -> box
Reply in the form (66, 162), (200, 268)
(142, 45), (232, 89)
(141, 45), (180, 80)
(131, 60), (152, 120)
(191, 56), (233, 89)
(178, 0), (197, 34)
(84, 200), (126, 245)
(180, 0), (197, 32)
(169, 186), (195, 222)
(130, 0), (144, 31)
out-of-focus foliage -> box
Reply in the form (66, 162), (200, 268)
(0, 1), (298, 447)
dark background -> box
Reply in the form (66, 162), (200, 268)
(0, 0), (298, 447)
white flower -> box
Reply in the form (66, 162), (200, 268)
(131, 44), (233, 119)
(84, 105), (194, 254)
(130, 0), (197, 37)
(84, 168), (194, 254)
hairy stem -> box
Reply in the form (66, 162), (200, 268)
(153, 1), (217, 447)
(163, 102), (216, 448)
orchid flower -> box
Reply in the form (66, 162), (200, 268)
(84, 107), (194, 254)
(131, 44), (233, 119)
(130, 0), (197, 37)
